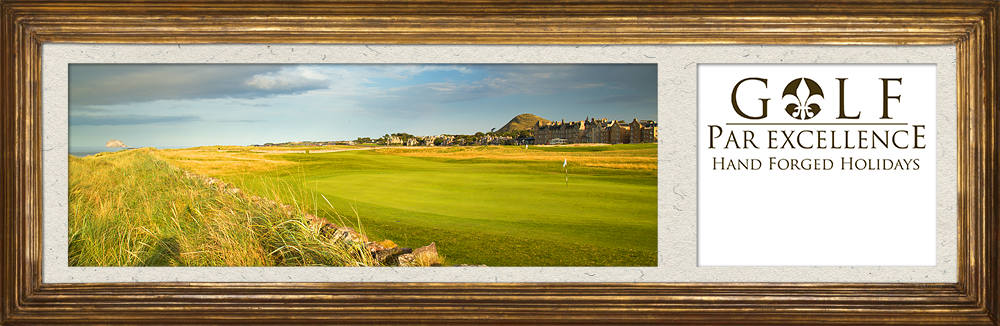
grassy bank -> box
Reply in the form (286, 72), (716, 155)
(68, 149), (377, 267)
(157, 144), (658, 266)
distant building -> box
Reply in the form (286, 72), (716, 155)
(475, 134), (514, 146)
(584, 118), (610, 143)
(533, 119), (586, 144)
(630, 119), (658, 143)
(533, 117), (656, 144)
(608, 120), (630, 144)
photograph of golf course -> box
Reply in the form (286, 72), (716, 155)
(68, 64), (658, 267)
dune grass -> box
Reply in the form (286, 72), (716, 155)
(161, 144), (658, 266)
(68, 149), (377, 267)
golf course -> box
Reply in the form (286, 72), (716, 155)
(153, 144), (658, 266)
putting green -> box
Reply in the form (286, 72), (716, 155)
(310, 169), (655, 249)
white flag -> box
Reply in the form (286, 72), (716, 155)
(563, 159), (567, 167)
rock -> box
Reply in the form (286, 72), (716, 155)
(303, 213), (323, 225)
(372, 247), (412, 265)
(377, 239), (398, 249)
(373, 251), (393, 264)
(304, 213), (329, 233)
(396, 243), (440, 267)
(396, 253), (415, 266)
(321, 223), (337, 234)
(329, 226), (368, 243)
(365, 242), (387, 252)
(365, 239), (399, 253)
(413, 242), (436, 256)
(408, 242), (440, 266)
(105, 139), (128, 147)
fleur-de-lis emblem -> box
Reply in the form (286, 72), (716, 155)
(782, 78), (824, 120)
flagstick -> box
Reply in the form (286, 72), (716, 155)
(563, 159), (568, 187)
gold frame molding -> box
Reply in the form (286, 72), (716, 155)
(2, 1), (997, 324)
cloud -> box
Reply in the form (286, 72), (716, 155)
(356, 65), (475, 80)
(71, 106), (117, 113)
(69, 64), (332, 106)
(69, 113), (201, 126)
(69, 64), (658, 148)
(69, 64), (657, 121)
(244, 67), (329, 91)
(337, 64), (657, 117)
(215, 119), (265, 123)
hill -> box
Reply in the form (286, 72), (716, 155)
(497, 113), (551, 132)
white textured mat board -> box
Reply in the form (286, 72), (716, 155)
(698, 64), (938, 267)
(42, 44), (957, 283)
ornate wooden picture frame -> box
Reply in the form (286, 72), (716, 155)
(2, 1), (997, 324)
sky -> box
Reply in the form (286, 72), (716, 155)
(69, 64), (657, 148)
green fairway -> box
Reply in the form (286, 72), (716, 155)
(173, 145), (658, 266)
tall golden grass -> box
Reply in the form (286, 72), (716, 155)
(155, 148), (294, 175)
(69, 148), (379, 267)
